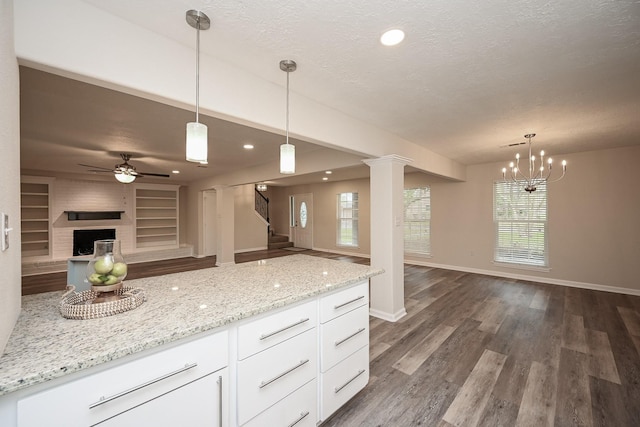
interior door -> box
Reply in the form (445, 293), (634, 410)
(292, 193), (313, 249)
(203, 190), (217, 256)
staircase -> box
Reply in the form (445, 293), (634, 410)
(268, 234), (293, 250)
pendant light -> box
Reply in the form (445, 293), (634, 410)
(185, 10), (210, 163)
(280, 59), (297, 174)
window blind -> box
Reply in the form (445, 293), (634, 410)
(493, 181), (548, 266)
(404, 187), (431, 255)
(337, 192), (359, 246)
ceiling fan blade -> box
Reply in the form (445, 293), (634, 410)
(79, 163), (113, 171)
(137, 171), (171, 178)
(86, 169), (112, 173)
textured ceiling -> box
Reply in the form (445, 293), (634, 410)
(20, 0), (640, 183)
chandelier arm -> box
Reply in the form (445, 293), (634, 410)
(546, 170), (567, 183)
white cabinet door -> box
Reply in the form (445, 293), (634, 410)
(98, 368), (228, 427)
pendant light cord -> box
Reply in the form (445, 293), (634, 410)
(195, 21), (200, 123)
(286, 70), (290, 145)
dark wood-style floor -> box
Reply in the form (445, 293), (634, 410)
(22, 249), (640, 426)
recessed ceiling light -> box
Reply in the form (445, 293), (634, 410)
(172, 170), (180, 174)
(322, 177), (328, 181)
(243, 144), (254, 149)
(325, 170), (332, 174)
(380, 29), (405, 46)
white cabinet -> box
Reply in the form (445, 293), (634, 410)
(242, 379), (317, 427)
(318, 281), (369, 421)
(236, 301), (318, 426)
(17, 332), (228, 427)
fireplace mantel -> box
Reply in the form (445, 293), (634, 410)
(64, 211), (124, 221)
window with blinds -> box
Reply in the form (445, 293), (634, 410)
(337, 192), (359, 246)
(493, 181), (548, 267)
(404, 187), (431, 255)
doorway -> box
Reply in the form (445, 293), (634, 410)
(291, 193), (313, 249)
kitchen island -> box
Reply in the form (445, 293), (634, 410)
(0, 254), (382, 426)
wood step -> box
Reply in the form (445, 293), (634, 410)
(268, 234), (290, 243)
(268, 241), (294, 250)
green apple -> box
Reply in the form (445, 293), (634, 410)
(111, 262), (127, 277)
(93, 256), (114, 274)
(103, 274), (120, 285)
(88, 273), (103, 284)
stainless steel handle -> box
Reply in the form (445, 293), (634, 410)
(335, 327), (366, 347)
(217, 375), (223, 427)
(287, 411), (310, 427)
(259, 359), (310, 389)
(89, 362), (198, 409)
(334, 369), (365, 394)
(259, 318), (309, 340)
(334, 295), (365, 310)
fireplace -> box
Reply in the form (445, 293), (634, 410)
(73, 229), (116, 256)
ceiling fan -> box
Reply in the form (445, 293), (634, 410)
(79, 154), (170, 183)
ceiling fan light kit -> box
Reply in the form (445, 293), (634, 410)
(185, 10), (210, 164)
(280, 59), (297, 174)
(502, 133), (567, 193)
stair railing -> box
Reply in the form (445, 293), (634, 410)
(255, 188), (270, 233)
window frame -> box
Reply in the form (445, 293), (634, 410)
(404, 186), (431, 256)
(493, 180), (549, 268)
(336, 192), (359, 247)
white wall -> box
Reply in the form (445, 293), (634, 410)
(0, 0), (22, 353)
(270, 178), (371, 257)
(234, 184), (268, 252)
(269, 145), (640, 294)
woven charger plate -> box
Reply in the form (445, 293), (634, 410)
(59, 285), (146, 320)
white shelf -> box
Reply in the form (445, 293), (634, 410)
(21, 177), (52, 259)
(135, 184), (179, 250)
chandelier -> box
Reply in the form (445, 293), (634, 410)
(502, 133), (567, 193)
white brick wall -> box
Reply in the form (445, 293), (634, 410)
(51, 178), (135, 259)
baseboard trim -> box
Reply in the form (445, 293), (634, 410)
(313, 246), (371, 259)
(369, 307), (407, 322)
(404, 259), (640, 296)
(235, 246), (268, 254)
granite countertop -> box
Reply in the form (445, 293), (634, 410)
(0, 254), (382, 396)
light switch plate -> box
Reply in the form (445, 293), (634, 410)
(1, 212), (9, 251)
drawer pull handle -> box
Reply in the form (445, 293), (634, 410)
(217, 375), (223, 426)
(288, 410), (310, 427)
(334, 369), (366, 394)
(259, 359), (310, 389)
(335, 327), (366, 347)
(334, 295), (365, 310)
(259, 318), (310, 340)
(89, 362), (198, 409)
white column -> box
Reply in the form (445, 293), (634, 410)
(214, 185), (235, 266)
(363, 155), (412, 322)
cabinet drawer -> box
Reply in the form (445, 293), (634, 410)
(320, 345), (369, 421)
(320, 304), (369, 372)
(17, 331), (228, 427)
(319, 281), (368, 323)
(243, 379), (317, 427)
(237, 328), (317, 425)
(238, 300), (316, 360)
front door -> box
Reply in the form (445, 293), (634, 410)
(292, 193), (313, 249)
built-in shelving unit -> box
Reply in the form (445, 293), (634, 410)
(21, 177), (53, 258)
(134, 184), (179, 249)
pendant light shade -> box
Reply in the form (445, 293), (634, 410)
(279, 59), (297, 174)
(280, 143), (295, 174)
(186, 121), (208, 162)
(185, 10), (210, 164)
